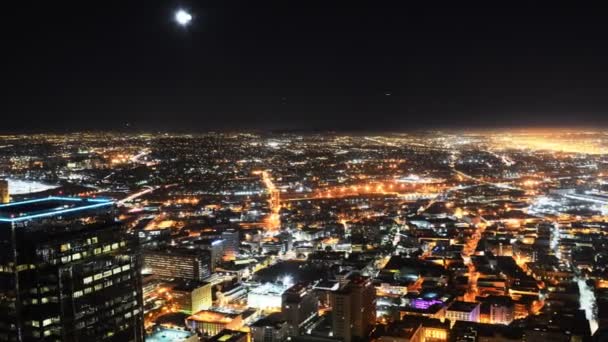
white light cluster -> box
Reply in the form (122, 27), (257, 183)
(175, 9), (192, 26)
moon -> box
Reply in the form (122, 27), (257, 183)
(175, 9), (192, 26)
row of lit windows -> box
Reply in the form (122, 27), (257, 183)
(30, 316), (59, 328)
(59, 237), (100, 253)
(74, 301), (139, 328)
(30, 328), (57, 339)
(59, 241), (127, 264)
(75, 273), (132, 298)
(23, 296), (58, 305)
(13, 264), (36, 272)
(82, 264), (131, 285)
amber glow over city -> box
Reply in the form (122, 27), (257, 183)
(1, 129), (607, 341)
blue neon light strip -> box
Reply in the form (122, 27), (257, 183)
(0, 196), (109, 208)
(0, 197), (114, 223)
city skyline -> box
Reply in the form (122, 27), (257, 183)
(4, 2), (608, 342)
(1, 131), (608, 341)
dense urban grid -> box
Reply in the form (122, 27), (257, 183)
(2, 130), (608, 342)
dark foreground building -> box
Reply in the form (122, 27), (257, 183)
(0, 197), (144, 342)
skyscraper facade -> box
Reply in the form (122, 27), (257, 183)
(221, 228), (240, 261)
(330, 275), (376, 342)
(0, 197), (144, 342)
(0, 180), (9, 204)
(143, 247), (211, 281)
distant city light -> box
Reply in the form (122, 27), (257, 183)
(175, 9), (192, 26)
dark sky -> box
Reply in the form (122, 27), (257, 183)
(3, 1), (608, 132)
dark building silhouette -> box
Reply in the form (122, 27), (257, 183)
(0, 197), (144, 342)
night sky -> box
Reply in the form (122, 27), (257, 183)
(3, 1), (608, 132)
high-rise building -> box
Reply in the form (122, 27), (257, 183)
(329, 275), (376, 342)
(281, 282), (318, 336)
(221, 228), (240, 261)
(0, 196), (144, 342)
(192, 281), (213, 313)
(143, 247), (211, 281)
(192, 239), (223, 271)
(0, 179), (9, 204)
(250, 312), (289, 342)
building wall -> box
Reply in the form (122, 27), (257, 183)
(423, 326), (449, 342)
(282, 287), (318, 336)
(330, 278), (376, 342)
(143, 250), (210, 281)
(0, 180), (8, 203)
(192, 283), (213, 313)
(251, 323), (289, 342)
(490, 304), (513, 325)
(446, 305), (480, 326)
(221, 229), (239, 260)
(331, 292), (352, 342)
(0, 213), (145, 342)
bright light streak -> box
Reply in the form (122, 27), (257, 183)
(175, 9), (192, 26)
(577, 277), (598, 334)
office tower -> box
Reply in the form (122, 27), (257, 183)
(143, 247), (211, 281)
(0, 197), (144, 342)
(250, 312), (289, 342)
(191, 281), (213, 313)
(221, 228), (239, 261)
(0, 179), (9, 203)
(192, 239), (223, 271)
(329, 275), (376, 342)
(281, 282), (318, 336)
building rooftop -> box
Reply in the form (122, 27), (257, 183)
(0, 196), (113, 222)
(251, 312), (286, 328)
(250, 282), (290, 296)
(146, 328), (193, 342)
(448, 301), (480, 312)
(207, 329), (247, 342)
(187, 309), (240, 324)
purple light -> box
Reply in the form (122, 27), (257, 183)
(411, 299), (443, 310)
